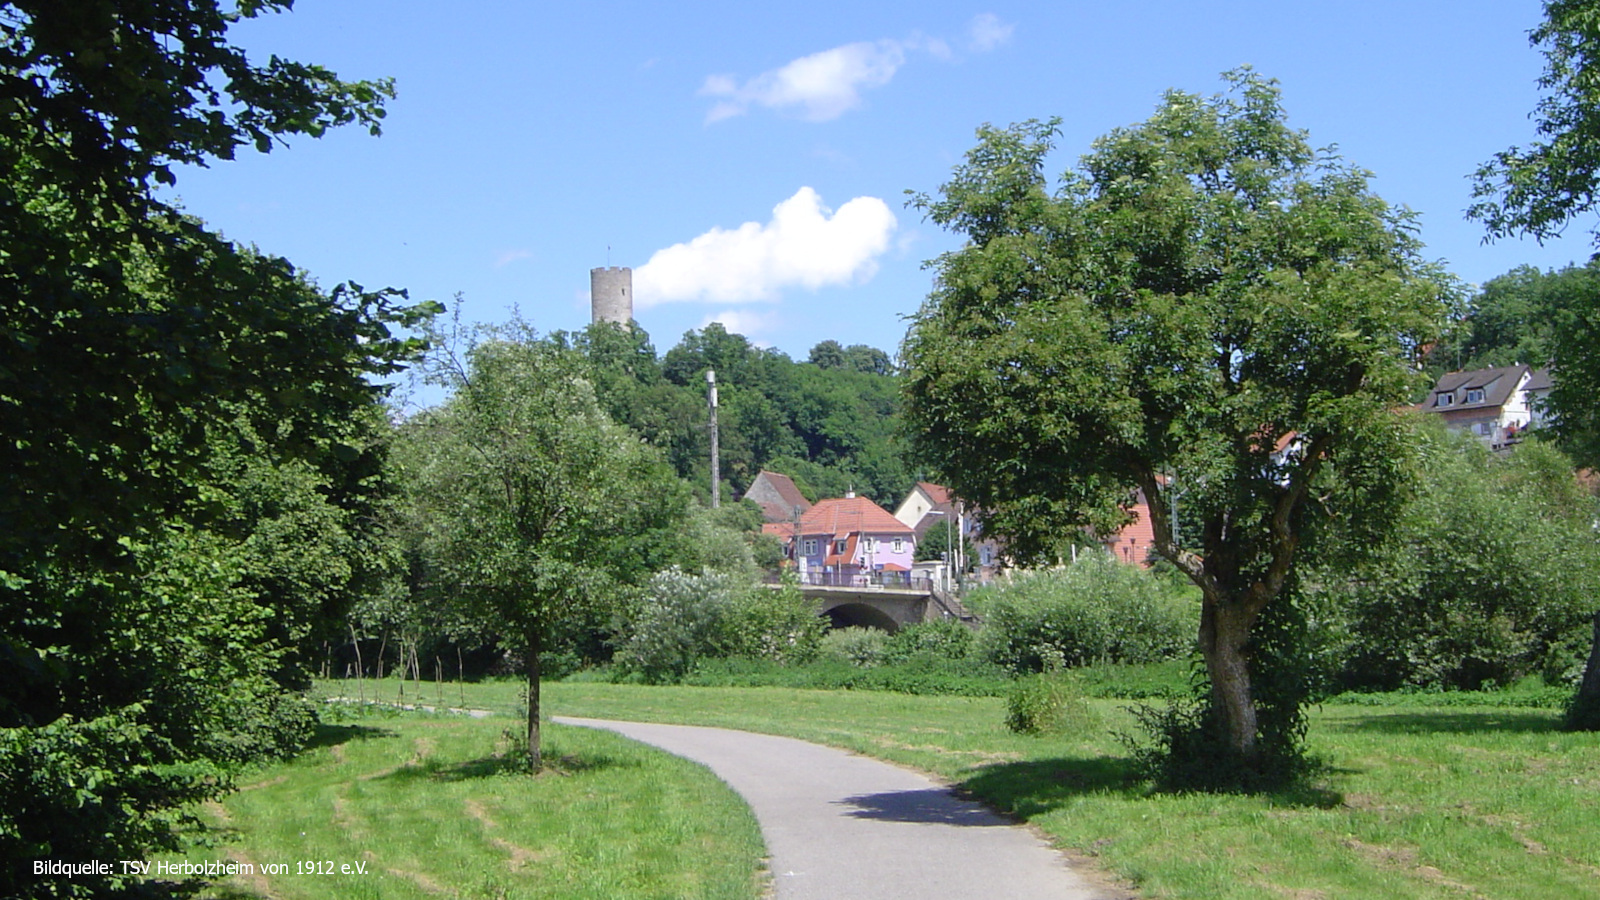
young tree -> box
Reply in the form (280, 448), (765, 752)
(397, 329), (685, 769)
(902, 71), (1453, 782)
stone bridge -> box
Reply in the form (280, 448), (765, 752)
(766, 579), (978, 632)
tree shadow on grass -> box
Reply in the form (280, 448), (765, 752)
(958, 755), (1145, 820)
(380, 750), (638, 782)
(1322, 709), (1561, 736)
(303, 722), (398, 752)
(961, 753), (1344, 819)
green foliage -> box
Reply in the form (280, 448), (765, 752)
(1005, 675), (1099, 735)
(903, 69), (1454, 780)
(0, 4), (425, 892)
(973, 555), (1200, 674)
(618, 570), (824, 682)
(822, 627), (889, 667)
(566, 320), (910, 503)
(1471, 0), (1600, 244)
(678, 656), (1012, 697)
(711, 581), (825, 665)
(1303, 428), (1600, 692)
(397, 323), (686, 765)
(881, 619), (976, 664)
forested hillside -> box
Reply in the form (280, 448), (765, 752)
(552, 322), (913, 505)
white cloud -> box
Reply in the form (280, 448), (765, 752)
(702, 308), (781, 338)
(634, 187), (897, 306)
(494, 248), (533, 268)
(702, 40), (907, 123)
(968, 13), (1015, 52)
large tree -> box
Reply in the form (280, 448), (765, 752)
(0, 3), (427, 894)
(397, 329), (685, 770)
(1469, 0), (1600, 728)
(902, 71), (1453, 782)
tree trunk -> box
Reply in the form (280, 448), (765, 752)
(526, 626), (543, 771)
(1569, 609), (1600, 731)
(1198, 600), (1260, 760)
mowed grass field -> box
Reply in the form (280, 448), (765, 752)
(184, 677), (1600, 899)
(177, 703), (764, 900)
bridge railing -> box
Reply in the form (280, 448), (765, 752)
(761, 570), (938, 592)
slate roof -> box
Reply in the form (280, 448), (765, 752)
(1423, 364), (1531, 412)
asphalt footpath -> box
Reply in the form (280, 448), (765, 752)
(554, 717), (1111, 900)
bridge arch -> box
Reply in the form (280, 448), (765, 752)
(822, 602), (901, 633)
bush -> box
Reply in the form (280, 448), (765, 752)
(822, 627), (888, 667)
(618, 569), (824, 682)
(680, 656), (1013, 696)
(1123, 700), (1315, 793)
(1005, 675), (1098, 735)
(617, 568), (743, 682)
(973, 554), (1200, 674)
(711, 581), (825, 665)
(1303, 434), (1600, 692)
(882, 619), (975, 664)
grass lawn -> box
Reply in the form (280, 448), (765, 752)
(192, 677), (1599, 899)
(532, 681), (1599, 900)
(175, 702), (764, 900)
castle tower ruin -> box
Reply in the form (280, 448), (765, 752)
(590, 266), (633, 327)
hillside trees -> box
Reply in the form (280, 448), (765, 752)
(396, 328), (686, 769)
(903, 71), (1453, 785)
(564, 321), (911, 504)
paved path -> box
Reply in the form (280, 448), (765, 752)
(554, 717), (1109, 900)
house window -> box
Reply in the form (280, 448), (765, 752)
(835, 540), (847, 554)
(1477, 422), (1492, 435)
(1466, 388), (1485, 403)
(863, 537), (876, 553)
(893, 539), (904, 553)
(1437, 394), (1454, 407)
(802, 539), (818, 556)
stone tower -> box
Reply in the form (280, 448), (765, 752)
(590, 266), (633, 327)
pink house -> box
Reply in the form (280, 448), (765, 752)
(793, 494), (916, 586)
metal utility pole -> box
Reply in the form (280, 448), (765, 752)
(707, 369), (720, 508)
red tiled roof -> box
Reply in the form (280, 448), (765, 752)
(743, 470), (814, 523)
(801, 495), (914, 540)
(825, 532), (860, 566)
(917, 482), (953, 506)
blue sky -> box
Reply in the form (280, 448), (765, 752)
(164, 1), (1583, 374)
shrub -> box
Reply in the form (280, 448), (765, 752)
(822, 627), (888, 667)
(1302, 434), (1600, 693)
(1005, 675), (1098, 735)
(882, 619), (975, 664)
(618, 568), (746, 682)
(711, 581), (825, 666)
(974, 554), (1200, 673)
(618, 569), (824, 682)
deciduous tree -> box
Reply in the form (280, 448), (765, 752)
(397, 328), (685, 769)
(903, 71), (1453, 783)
